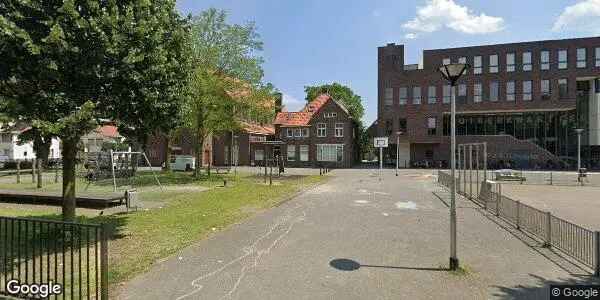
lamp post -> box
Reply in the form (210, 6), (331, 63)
(439, 63), (469, 271)
(575, 128), (584, 171)
(396, 131), (403, 176)
(233, 135), (239, 175)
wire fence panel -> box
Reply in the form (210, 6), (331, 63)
(550, 216), (596, 268)
(0, 216), (108, 300)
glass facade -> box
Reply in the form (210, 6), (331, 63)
(443, 110), (578, 157)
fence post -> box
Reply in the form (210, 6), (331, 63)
(16, 160), (21, 183)
(595, 231), (600, 277)
(545, 211), (552, 247)
(100, 223), (109, 300)
(54, 164), (59, 183)
(31, 158), (36, 183)
(550, 172), (553, 185)
(496, 184), (501, 217)
(516, 201), (521, 230)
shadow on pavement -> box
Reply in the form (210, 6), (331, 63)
(329, 258), (448, 272)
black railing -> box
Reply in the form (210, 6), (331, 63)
(0, 216), (108, 299)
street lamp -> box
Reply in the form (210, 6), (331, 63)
(439, 63), (469, 271)
(396, 131), (404, 176)
(574, 128), (584, 171)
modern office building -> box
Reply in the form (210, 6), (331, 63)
(378, 37), (600, 169)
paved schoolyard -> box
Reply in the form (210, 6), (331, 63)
(117, 169), (598, 300)
(502, 183), (600, 230)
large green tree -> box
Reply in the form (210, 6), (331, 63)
(0, 0), (190, 221)
(304, 82), (364, 121)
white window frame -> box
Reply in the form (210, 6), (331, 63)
(474, 83), (482, 103)
(443, 85), (451, 104)
(489, 54), (498, 73)
(287, 145), (296, 161)
(299, 145), (309, 161)
(412, 86), (421, 104)
(399, 87), (408, 105)
(384, 87), (393, 106)
(324, 112), (337, 118)
(302, 128), (309, 137)
(428, 86), (436, 104)
(458, 57), (468, 74)
(596, 47), (600, 67)
(474, 56), (482, 74)
(506, 53), (515, 72)
(541, 79), (551, 97)
(522, 52), (532, 71)
(541, 50), (550, 70)
(577, 48), (587, 68)
(442, 58), (451, 65)
(506, 81), (515, 101)
(286, 128), (293, 138)
(558, 78), (568, 99)
(294, 128), (302, 137)
(255, 149), (264, 161)
(523, 81), (532, 101)
(316, 144), (344, 162)
(458, 84), (467, 97)
(489, 81), (499, 102)
(558, 50), (568, 69)
(334, 123), (344, 137)
(317, 123), (326, 137)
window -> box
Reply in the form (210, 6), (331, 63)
(427, 117), (437, 136)
(458, 57), (467, 74)
(474, 83), (482, 103)
(558, 78), (568, 99)
(302, 128), (309, 137)
(385, 119), (393, 135)
(335, 123), (344, 137)
(317, 144), (343, 162)
(255, 149), (264, 161)
(317, 123), (326, 137)
(489, 81), (499, 102)
(577, 48), (586, 68)
(558, 50), (567, 69)
(522, 52), (532, 71)
(596, 47), (600, 67)
(541, 80), (551, 98)
(384, 87), (393, 106)
(300, 145), (309, 161)
(324, 112), (337, 118)
(428, 86), (437, 104)
(442, 58), (451, 65)
(506, 81), (515, 101)
(294, 128), (302, 137)
(398, 118), (407, 133)
(474, 56), (482, 74)
(412, 86), (421, 104)
(399, 87), (408, 105)
(506, 53), (515, 72)
(523, 81), (532, 101)
(489, 54), (498, 73)
(286, 128), (293, 138)
(541, 50), (550, 70)
(443, 85), (451, 104)
(458, 84), (467, 102)
(23, 151), (28, 157)
(287, 145), (296, 161)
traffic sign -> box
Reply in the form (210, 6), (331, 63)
(374, 137), (388, 148)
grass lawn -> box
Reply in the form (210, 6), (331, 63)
(0, 171), (326, 288)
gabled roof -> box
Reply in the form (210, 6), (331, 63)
(95, 125), (120, 138)
(240, 121), (274, 136)
(273, 94), (351, 127)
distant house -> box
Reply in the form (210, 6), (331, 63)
(0, 123), (61, 162)
(81, 125), (124, 153)
(212, 121), (275, 167)
(146, 130), (213, 168)
(273, 94), (359, 168)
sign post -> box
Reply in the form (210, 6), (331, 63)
(374, 137), (389, 178)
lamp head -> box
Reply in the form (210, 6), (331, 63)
(439, 63), (469, 85)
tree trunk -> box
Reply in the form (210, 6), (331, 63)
(62, 139), (78, 221)
(194, 131), (203, 178)
(164, 133), (171, 171)
(36, 159), (42, 189)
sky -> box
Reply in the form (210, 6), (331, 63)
(176, 0), (600, 125)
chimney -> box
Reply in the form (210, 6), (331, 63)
(274, 92), (283, 114)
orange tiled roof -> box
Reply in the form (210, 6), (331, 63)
(273, 94), (332, 126)
(96, 125), (120, 138)
(240, 121), (274, 135)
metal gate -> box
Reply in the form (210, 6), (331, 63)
(0, 216), (109, 299)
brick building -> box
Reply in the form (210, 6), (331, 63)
(378, 37), (600, 169)
(212, 121), (274, 167)
(273, 94), (359, 168)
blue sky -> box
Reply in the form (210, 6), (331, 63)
(176, 0), (600, 125)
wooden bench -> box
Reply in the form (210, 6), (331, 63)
(0, 189), (127, 209)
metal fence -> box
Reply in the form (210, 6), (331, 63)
(484, 170), (600, 186)
(438, 170), (600, 276)
(0, 216), (109, 299)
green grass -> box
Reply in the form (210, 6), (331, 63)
(0, 171), (326, 288)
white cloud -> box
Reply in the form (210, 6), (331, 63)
(404, 33), (418, 39)
(282, 93), (305, 111)
(402, 0), (504, 35)
(553, 0), (600, 34)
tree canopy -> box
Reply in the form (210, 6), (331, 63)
(304, 83), (364, 121)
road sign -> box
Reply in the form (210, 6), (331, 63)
(374, 137), (388, 148)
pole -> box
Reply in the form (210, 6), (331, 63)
(110, 150), (116, 192)
(450, 83), (459, 270)
(469, 144), (473, 199)
(577, 131), (582, 171)
(379, 146), (383, 179)
(16, 160), (21, 184)
(483, 142), (488, 182)
(396, 135), (399, 176)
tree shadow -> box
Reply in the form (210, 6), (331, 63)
(492, 273), (600, 300)
(329, 258), (448, 272)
